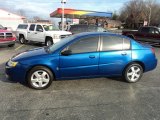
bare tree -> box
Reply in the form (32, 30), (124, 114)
(119, 0), (160, 28)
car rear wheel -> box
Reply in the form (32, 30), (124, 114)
(8, 44), (15, 47)
(45, 38), (53, 46)
(19, 35), (26, 44)
(27, 66), (54, 90)
(124, 63), (143, 83)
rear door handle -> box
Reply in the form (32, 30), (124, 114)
(121, 52), (127, 56)
(28, 32), (30, 33)
(35, 33), (37, 34)
(89, 55), (95, 58)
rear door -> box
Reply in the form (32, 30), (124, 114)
(99, 35), (132, 76)
(27, 24), (36, 41)
(136, 27), (150, 42)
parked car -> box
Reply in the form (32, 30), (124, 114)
(68, 24), (107, 34)
(0, 24), (16, 47)
(16, 23), (72, 46)
(5, 32), (157, 90)
(122, 26), (160, 44)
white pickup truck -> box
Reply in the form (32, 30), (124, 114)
(16, 23), (72, 46)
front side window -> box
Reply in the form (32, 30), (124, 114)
(102, 36), (130, 51)
(154, 28), (159, 34)
(67, 36), (99, 54)
(29, 24), (35, 31)
(149, 28), (155, 34)
(36, 25), (43, 31)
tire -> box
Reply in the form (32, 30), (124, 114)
(45, 38), (53, 46)
(123, 63), (143, 83)
(19, 35), (26, 44)
(27, 66), (54, 90)
(8, 44), (15, 47)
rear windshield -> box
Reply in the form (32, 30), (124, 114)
(17, 24), (28, 29)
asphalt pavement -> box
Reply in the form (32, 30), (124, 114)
(0, 42), (160, 120)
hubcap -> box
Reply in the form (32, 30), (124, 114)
(127, 66), (141, 82)
(47, 41), (52, 46)
(20, 38), (24, 43)
(31, 70), (50, 88)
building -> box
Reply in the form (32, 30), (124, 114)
(0, 9), (25, 31)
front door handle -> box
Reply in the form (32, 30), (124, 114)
(89, 55), (95, 59)
(121, 52), (127, 56)
(35, 33), (37, 34)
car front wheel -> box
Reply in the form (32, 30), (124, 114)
(27, 66), (54, 90)
(19, 35), (26, 44)
(124, 63), (143, 83)
(45, 38), (53, 46)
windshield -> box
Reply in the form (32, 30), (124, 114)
(49, 35), (76, 52)
(43, 25), (59, 31)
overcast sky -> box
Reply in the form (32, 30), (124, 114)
(0, 0), (132, 19)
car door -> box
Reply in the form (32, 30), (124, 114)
(136, 27), (150, 42)
(99, 35), (131, 76)
(27, 24), (36, 41)
(59, 35), (100, 78)
(34, 24), (45, 42)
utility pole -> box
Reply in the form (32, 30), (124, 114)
(61, 0), (66, 31)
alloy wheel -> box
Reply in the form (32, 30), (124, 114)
(31, 70), (50, 88)
(127, 66), (141, 82)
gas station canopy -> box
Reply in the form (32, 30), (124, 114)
(50, 8), (112, 19)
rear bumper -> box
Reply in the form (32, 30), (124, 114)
(145, 58), (158, 72)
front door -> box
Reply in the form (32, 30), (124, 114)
(34, 25), (45, 42)
(99, 35), (132, 76)
(59, 35), (100, 78)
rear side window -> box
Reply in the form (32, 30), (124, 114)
(29, 24), (35, 31)
(140, 27), (149, 33)
(123, 38), (131, 50)
(17, 24), (28, 29)
(68, 36), (99, 54)
(102, 36), (130, 51)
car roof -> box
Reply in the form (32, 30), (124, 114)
(140, 26), (158, 29)
(70, 24), (97, 27)
(18, 23), (52, 26)
(74, 32), (121, 37)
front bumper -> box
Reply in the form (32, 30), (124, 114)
(5, 62), (27, 82)
(0, 40), (15, 46)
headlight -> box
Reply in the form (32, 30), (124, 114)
(53, 34), (60, 39)
(7, 59), (18, 67)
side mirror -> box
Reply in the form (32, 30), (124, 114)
(61, 50), (72, 56)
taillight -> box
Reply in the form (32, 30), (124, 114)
(151, 48), (155, 55)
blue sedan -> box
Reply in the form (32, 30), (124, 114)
(5, 32), (157, 90)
